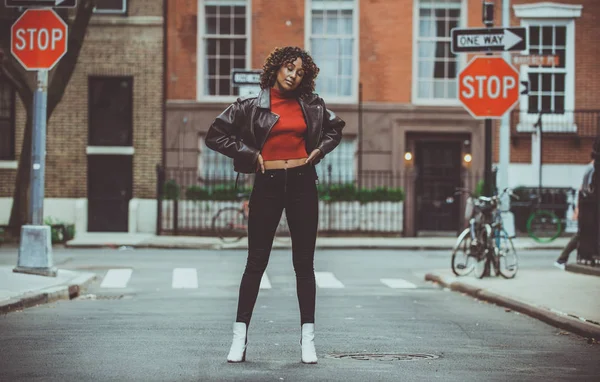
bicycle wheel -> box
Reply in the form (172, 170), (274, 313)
(495, 230), (518, 279)
(451, 228), (476, 276)
(527, 209), (562, 243)
(212, 207), (247, 243)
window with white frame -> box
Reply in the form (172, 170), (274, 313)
(415, 0), (462, 101)
(198, 136), (233, 182)
(94, 0), (127, 14)
(308, 0), (357, 101)
(315, 136), (356, 183)
(198, 0), (249, 98)
(526, 24), (567, 114)
(514, 3), (581, 132)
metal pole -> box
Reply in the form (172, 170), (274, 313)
(14, 69), (56, 277)
(358, 82), (363, 188)
(483, 1), (494, 197)
(30, 70), (48, 225)
(499, 0), (511, 204)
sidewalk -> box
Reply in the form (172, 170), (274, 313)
(0, 266), (96, 315)
(425, 269), (600, 339)
(64, 233), (572, 251)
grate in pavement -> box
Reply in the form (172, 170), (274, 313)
(325, 353), (439, 361)
(76, 294), (128, 300)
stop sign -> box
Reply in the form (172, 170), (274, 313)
(459, 56), (520, 119)
(11, 9), (68, 71)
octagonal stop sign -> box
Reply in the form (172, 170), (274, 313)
(11, 9), (68, 71)
(459, 56), (520, 119)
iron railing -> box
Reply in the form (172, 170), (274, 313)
(510, 109), (600, 138)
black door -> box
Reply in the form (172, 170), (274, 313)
(87, 76), (133, 232)
(88, 155), (132, 232)
(415, 141), (462, 232)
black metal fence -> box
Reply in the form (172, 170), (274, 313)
(509, 187), (577, 234)
(510, 109), (600, 138)
(156, 165), (413, 236)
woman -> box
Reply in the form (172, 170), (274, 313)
(205, 46), (345, 364)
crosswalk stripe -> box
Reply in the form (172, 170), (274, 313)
(100, 269), (133, 288)
(259, 273), (272, 289)
(380, 278), (417, 289)
(172, 268), (198, 289)
(315, 272), (345, 288)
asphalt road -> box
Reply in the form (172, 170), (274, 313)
(1, 247), (598, 382)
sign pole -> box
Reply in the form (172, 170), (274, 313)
(30, 70), (48, 226)
(483, 1), (494, 197)
(498, 0), (511, 207)
(11, 8), (69, 277)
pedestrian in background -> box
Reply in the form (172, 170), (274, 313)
(554, 160), (595, 269)
(206, 46), (345, 364)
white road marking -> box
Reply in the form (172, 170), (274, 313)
(100, 269), (133, 288)
(259, 273), (272, 289)
(315, 272), (345, 288)
(172, 268), (198, 289)
(380, 278), (417, 289)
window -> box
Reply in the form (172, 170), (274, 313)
(414, 0), (462, 103)
(198, 135), (233, 182)
(316, 136), (356, 183)
(307, 0), (358, 102)
(198, 0), (249, 99)
(526, 25), (567, 114)
(0, 74), (15, 161)
(88, 77), (133, 146)
(513, 3), (581, 132)
(94, 0), (127, 14)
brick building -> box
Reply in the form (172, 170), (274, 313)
(0, 0), (165, 235)
(165, 0), (599, 236)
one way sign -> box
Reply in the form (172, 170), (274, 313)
(451, 27), (527, 54)
(5, 0), (77, 7)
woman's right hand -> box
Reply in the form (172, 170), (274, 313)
(256, 153), (265, 173)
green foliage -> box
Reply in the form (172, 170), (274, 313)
(0, 227), (4, 245)
(43, 217), (75, 244)
(185, 185), (211, 201)
(163, 179), (180, 200)
(318, 183), (405, 203)
(473, 180), (485, 197)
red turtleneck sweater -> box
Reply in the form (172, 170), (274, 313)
(260, 88), (308, 161)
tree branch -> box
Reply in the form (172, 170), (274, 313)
(48, 0), (96, 116)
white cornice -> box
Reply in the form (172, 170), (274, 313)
(513, 2), (582, 18)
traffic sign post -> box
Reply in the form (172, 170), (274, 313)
(458, 56), (520, 119)
(231, 69), (262, 97)
(11, 8), (68, 277)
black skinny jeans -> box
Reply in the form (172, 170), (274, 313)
(236, 163), (319, 326)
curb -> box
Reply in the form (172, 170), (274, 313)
(64, 243), (567, 251)
(566, 264), (600, 277)
(424, 273), (600, 340)
(0, 273), (97, 315)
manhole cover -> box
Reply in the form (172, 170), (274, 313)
(77, 294), (127, 300)
(325, 353), (439, 361)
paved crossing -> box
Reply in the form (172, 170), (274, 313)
(92, 268), (422, 291)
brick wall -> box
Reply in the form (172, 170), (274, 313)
(0, 0), (164, 199)
(165, 0), (599, 166)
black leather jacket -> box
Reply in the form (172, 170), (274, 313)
(205, 88), (345, 173)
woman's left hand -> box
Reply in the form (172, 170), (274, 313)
(305, 149), (322, 164)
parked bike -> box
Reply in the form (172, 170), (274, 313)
(451, 188), (519, 279)
(211, 193), (290, 243)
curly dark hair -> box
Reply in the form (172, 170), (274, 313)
(259, 46), (319, 97)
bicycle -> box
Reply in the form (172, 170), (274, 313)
(211, 193), (290, 243)
(451, 188), (519, 279)
(525, 190), (573, 243)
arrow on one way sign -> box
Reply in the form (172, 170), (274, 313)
(451, 27), (527, 54)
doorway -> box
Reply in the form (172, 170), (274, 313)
(415, 141), (462, 233)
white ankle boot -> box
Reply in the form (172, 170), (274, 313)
(300, 323), (318, 364)
(227, 322), (247, 363)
